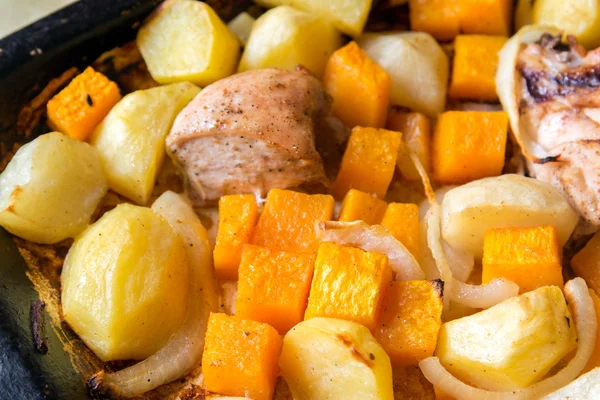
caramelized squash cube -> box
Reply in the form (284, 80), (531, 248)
(432, 111), (508, 184)
(202, 313), (282, 400)
(374, 280), (443, 367)
(323, 41), (391, 129)
(305, 242), (391, 330)
(408, 0), (460, 41)
(339, 189), (388, 224)
(386, 110), (431, 180)
(252, 189), (334, 253)
(213, 194), (258, 280)
(235, 245), (315, 334)
(449, 35), (508, 101)
(571, 230), (600, 295)
(47, 67), (121, 141)
(459, 0), (513, 36)
(333, 127), (402, 199)
(381, 203), (420, 259)
(482, 225), (563, 293)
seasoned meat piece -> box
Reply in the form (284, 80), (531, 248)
(514, 34), (600, 225)
(166, 68), (330, 205)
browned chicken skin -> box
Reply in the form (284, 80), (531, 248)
(516, 34), (600, 225)
(166, 67), (331, 205)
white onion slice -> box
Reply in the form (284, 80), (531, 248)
(452, 279), (520, 310)
(419, 277), (597, 400)
(315, 220), (425, 281)
(495, 25), (562, 161)
(89, 191), (219, 397)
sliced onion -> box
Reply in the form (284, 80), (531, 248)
(495, 25), (562, 161)
(315, 220), (425, 281)
(419, 277), (597, 400)
(89, 191), (219, 398)
(452, 279), (520, 310)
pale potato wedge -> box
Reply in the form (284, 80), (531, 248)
(531, 0), (600, 49)
(61, 203), (189, 362)
(91, 82), (200, 205)
(280, 317), (394, 400)
(254, 0), (372, 37)
(358, 33), (448, 117)
(442, 174), (579, 259)
(436, 286), (577, 391)
(238, 6), (342, 78)
(137, 0), (239, 86)
(0, 132), (107, 244)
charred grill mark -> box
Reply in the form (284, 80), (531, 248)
(335, 333), (374, 367)
(431, 278), (445, 299)
(519, 64), (600, 102)
(535, 155), (562, 164)
(30, 300), (48, 354)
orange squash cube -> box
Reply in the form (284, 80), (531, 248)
(386, 110), (431, 181)
(409, 0), (461, 41)
(338, 189), (388, 224)
(252, 189), (334, 253)
(432, 111), (508, 184)
(202, 313), (282, 400)
(482, 226), (563, 293)
(449, 35), (508, 102)
(392, 366), (437, 399)
(374, 280), (443, 367)
(305, 242), (391, 330)
(235, 245), (315, 334)
(571, 231), (600, 295)
(47, 67), (121, 141)
(323, 41), (391, 129)
(213, 194), (258, 281)
(459, 0), (513, 36)
(333, 126), (402, 199)
(381, 203), (420, 259)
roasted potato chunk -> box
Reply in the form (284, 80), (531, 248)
(238, 6), (342, 78)
(91, 82), (199, 204)
(0, 132), (107, 244)
(61, 204), (188, 361)
(280, 317), (394, 400)
(137, 0), (240, 86)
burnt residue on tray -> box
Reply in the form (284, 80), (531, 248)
(30, 300), (48, 354)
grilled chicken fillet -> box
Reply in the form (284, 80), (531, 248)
(166, 68), (330, 205)
(515, 34), (600, 225)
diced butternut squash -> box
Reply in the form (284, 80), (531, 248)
(381, 203), (420, 259)
(408, 0), (460, 41)
(252, 189), (334, 253)
(436, 286), (577, 391)
(582, 289), (600, 374)
(571, 231), (600, 295)
(391, 366), (436, 399)
(338, 189), (388, 224)
(202, 313), (282, 400)
(213, 195), (259, 281)
(449, 35), (508, 102)
(374, 280), (443, 367)
(482, 225), (563, 293)
(235, 245), (315, 334)
(432, 111), (508, 185)
(386, 110), (431, 180)
(459, 0), (512, 36)
(333, 127), (402, 199)
(323, 41), (390, 129)
(305, 242), (391, 330)
(47, 67), (121, 141)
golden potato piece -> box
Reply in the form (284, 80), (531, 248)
(91, 82), (200, 204)
(0, 132), (107, 244)
(238, 6), (342, 78)
(61, 203), (188, 361)
(280, 317), (394, 400)
(137, 0), (240, 86)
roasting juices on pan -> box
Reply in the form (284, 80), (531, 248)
(4, 0), (600, 398)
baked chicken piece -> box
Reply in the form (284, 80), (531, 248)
(498, 28), (600, 227)
(166, 67), (331, 205)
